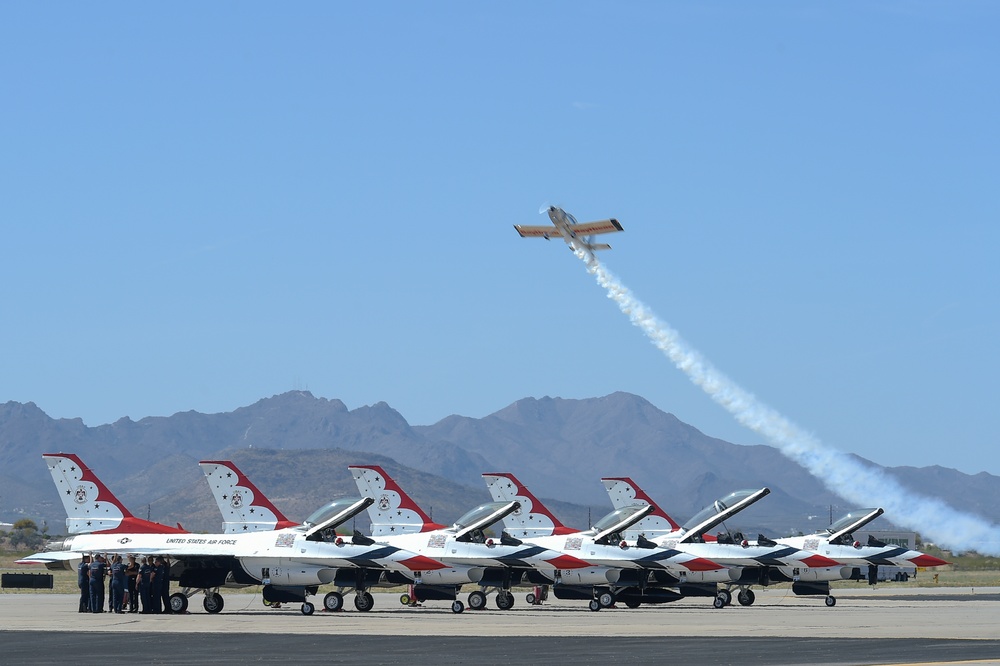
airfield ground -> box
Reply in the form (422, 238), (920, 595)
(2, 588), (999, 665)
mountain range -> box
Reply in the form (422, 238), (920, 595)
(1, 391), (996, 537)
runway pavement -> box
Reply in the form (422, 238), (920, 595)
(2, 587), (999, 665)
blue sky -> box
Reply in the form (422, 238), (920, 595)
(2, 3), (998, 476)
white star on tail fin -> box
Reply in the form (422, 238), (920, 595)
(601, 477), (680, 540)
(199, 460), (296, 533)
(348, 465), (443, 536)
(482, 472), (577, 537)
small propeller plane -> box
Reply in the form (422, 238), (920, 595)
(514, 206), (623, 254)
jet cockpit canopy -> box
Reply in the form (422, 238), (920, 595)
(301, 496), (375, 541)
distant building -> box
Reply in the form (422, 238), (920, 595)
(0, 522), (13, 532)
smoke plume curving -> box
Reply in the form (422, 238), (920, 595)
(576, 249), (999, 555)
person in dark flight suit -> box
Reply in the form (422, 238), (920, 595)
(88, 554), (106, 613)
(77, 555), (91, 612)
(139, 557), (153, 613)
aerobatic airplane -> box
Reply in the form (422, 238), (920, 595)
(483, 472), (734, 611)
(514, 205), (623, 254)
(350, 465), (599, 613)
(602, 478), (852, 607)
(19, 454), (458, 615)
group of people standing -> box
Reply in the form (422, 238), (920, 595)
(76, 554), (175, 614)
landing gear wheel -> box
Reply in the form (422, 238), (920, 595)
(300, 601), (315, 615)
(525, 592), (536, 605)
(713, 595), (726, 609)
(354, 591), (374, 612)
(738, 589), (756, 606)
(399, 594), (411, 606)
(169, 593), (188, 613)
(451, 600), (465, 614)
(468, 590), (488, 610)
(203, 592), (224, 614)
(495, 590), (515, 610)
(717, 589), (732, 606)
(589, 599), (602, 612)
(323, 591), (344, 612)
(825, 595), (837, 607)
(597, 591), (615, 608)
(624, 599), (642, 609)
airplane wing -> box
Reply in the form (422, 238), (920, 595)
(15, 551), (80, 571)
(569, 218), (623, 235)
(513, 225), (559, 238)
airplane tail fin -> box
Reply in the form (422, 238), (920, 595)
(199, 460), (298, 533)
(482, 472), (577, 537)
(601, 477), (681, 539)
(348, 465), (445, 536)
(42, 453), (185, 534)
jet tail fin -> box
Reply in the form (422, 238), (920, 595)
(348, 465), (445, 536)
(199, 460), (297, 533)
(601, 477), (681, 539)
(42, 453), (185, 534)
(482, 472), (577, 537)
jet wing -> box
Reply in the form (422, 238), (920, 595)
(826, 507), (885, 544)
(678, 488), (771, 543)
(15, 551), (80, 571)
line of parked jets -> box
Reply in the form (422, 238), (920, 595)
(20, 453), (948, 615)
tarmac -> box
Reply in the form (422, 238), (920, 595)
(2, 586), (999, 664)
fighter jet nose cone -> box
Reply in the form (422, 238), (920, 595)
(910, 554), (950, 568)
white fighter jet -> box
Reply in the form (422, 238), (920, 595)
(18, 454), (456, 615)
(483, 472), (733, 611)
(602, 478), (848, 607)
(198, 459), (487, 612)
(514, 206), (623, 254)
(779, 507), (949, 584)
(350, 465), (596, 613)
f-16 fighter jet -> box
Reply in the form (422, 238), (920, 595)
(778, 507), (949, 586)
(19, 454), (451, 616)
(602, 478), (849, 607)
(483, 472), (733, 611)
(350, 465), (597, 613)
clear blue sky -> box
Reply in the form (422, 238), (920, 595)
(2, 3), (997, 476)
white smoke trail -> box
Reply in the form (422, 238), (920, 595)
(576, 248), (999, 555)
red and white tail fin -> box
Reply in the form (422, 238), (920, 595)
(601, 477), (681, 539)
(199, 460), (298, 533)
(43, 453), (185, 534)
(348, 465), (444, 536)
(482, 472), (577, 537)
